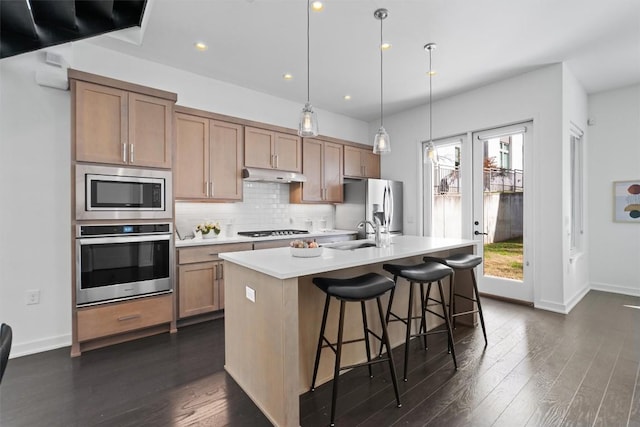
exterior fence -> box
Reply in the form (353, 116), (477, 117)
(432, 166), (523, 195)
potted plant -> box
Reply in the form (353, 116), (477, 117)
(196, 221), (221, 239)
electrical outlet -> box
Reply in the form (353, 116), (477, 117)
(26, 289), (40, 305)
(245, 286), (256, 303)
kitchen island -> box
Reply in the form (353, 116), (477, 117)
(220, 235), (478, 427)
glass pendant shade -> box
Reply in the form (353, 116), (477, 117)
(425, 140), (439, 165)
(299, 102), (319, 137)
(373, 126), (390, 154)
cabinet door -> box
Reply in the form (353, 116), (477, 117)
(178, 262), (220, 318)
(323, 141), (343, 202)
(362, 150), (380, 178)
(244, 127), (274, 169)
(175, 113), (210, 199)
(343, 145), (363, 177)
(210, 120), (244, 200)
(274, 133), (302, 172)
(75, 81), (128, 164)
(128, 93), (173, 168)
(301, 138), (323, 202)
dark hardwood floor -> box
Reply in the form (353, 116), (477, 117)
(1, 290), (639, 426)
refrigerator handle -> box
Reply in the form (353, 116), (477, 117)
(387, 184), (394, 227)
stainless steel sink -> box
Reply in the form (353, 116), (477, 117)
(323, 241), (378, 250)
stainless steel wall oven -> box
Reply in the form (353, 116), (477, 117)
(75, 223), (173, 306)
(75, 164), (172, 220)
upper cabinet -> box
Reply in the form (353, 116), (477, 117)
(175, 112), (244, 201)
(244, 126), (302, 172)
(343, 145), (380, 179)
(290, 138), (343, 204)
(73, 78), (175, 168)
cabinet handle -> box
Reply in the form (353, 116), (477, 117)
(122, 142), (128, 163)
(219, 264), (223, 280)
(204, 181), (209, 197)
(118, 314), (141, 321)
(129, 144), (134, 163)
(275, 154), (279, 169)
(210, 181), (214, 197)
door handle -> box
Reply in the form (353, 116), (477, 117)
(474, 231), (488, 235)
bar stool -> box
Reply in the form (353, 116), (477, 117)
(310, 272), (402, 426)
(424, 254), (487, 346)
(381, 262), (457, 381)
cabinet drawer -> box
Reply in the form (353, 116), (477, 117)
(178, 243), (252, 264)
(77, 294), (172, 342)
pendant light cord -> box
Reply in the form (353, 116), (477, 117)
(307, 0), (311, 104)
(429, 47), (432, 143)
(380, 16), (384, 127)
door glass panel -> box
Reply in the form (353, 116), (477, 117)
(430, 141), (462, 238)
(481, 132), (524, 280)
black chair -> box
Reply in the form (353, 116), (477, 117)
(424, 254), (487, 346)
(1, 323), (13, 384)
(310, 272), (402, 426)
(381, 261), (457, 381)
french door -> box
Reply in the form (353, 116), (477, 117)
(471, 123), (532, 302)
(424, 123), (533, 303)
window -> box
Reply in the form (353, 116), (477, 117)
(570, 127), (584, 253)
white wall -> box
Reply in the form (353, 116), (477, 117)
(587, 84), (640, 296)
(561, 64), (590, 309)
(0, 41), (369, 357)
(374, 64), (567, 311)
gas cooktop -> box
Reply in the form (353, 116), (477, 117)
(237, 229), (310, 238)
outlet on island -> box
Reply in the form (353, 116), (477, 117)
(245, 286), (256, 303)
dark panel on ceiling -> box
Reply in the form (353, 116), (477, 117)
(0, 0), (147, 60)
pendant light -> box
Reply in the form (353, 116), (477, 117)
(373, 8), (390, 154)
(424, 43), (439, 165)
(298, 0), (319, 137)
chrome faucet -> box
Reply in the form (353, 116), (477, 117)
(357, 219), (382, 247)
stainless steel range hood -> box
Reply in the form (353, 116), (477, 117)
(242, 167), (307, 183)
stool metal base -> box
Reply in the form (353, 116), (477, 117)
(310, 294), (402, 426)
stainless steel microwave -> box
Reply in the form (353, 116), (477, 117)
(76, 164), (172, 220)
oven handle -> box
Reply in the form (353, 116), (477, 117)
(77, 234), (172, 245)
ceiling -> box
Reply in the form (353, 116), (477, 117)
(88, 0), (640, 122)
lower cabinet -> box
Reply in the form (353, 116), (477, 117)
(177, 243), (252, 320)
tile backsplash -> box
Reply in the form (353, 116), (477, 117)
(175, 182), (336, 237)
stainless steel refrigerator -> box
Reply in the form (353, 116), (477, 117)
(335, 179), (403, 239)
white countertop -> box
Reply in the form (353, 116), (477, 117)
(219, 235), (478, 279)
(175, 229), (358, 247)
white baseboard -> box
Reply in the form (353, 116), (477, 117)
(564, 286), (591, 313)
(591, 282), (640, 297)
(10, 334), (71, 358)
(534, 299), (570, 314)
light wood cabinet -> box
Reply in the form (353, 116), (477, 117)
(175, 113), (244, 201)
(344, 145), (380, 178)
(290, 138), (343, 203)
(76, 294), (173, 343)
(74, 80), (173, 168)
(177, 243), (252, 320)
(244, 126), (302, 172)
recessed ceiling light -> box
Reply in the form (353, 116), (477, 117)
(343, 95), (352, 100)
(426, 70), (437, 76)
(283, 73), (294, 80)
(381, 42), (392, 50)
(311, 1), (324, 11)
(194, 42), (208, 51)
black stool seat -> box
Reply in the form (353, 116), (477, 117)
(310, 272), (401, 426)
(383, 262), (453, 283)
(312, 273), (394, 301)
(427, 253), (482, 270)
